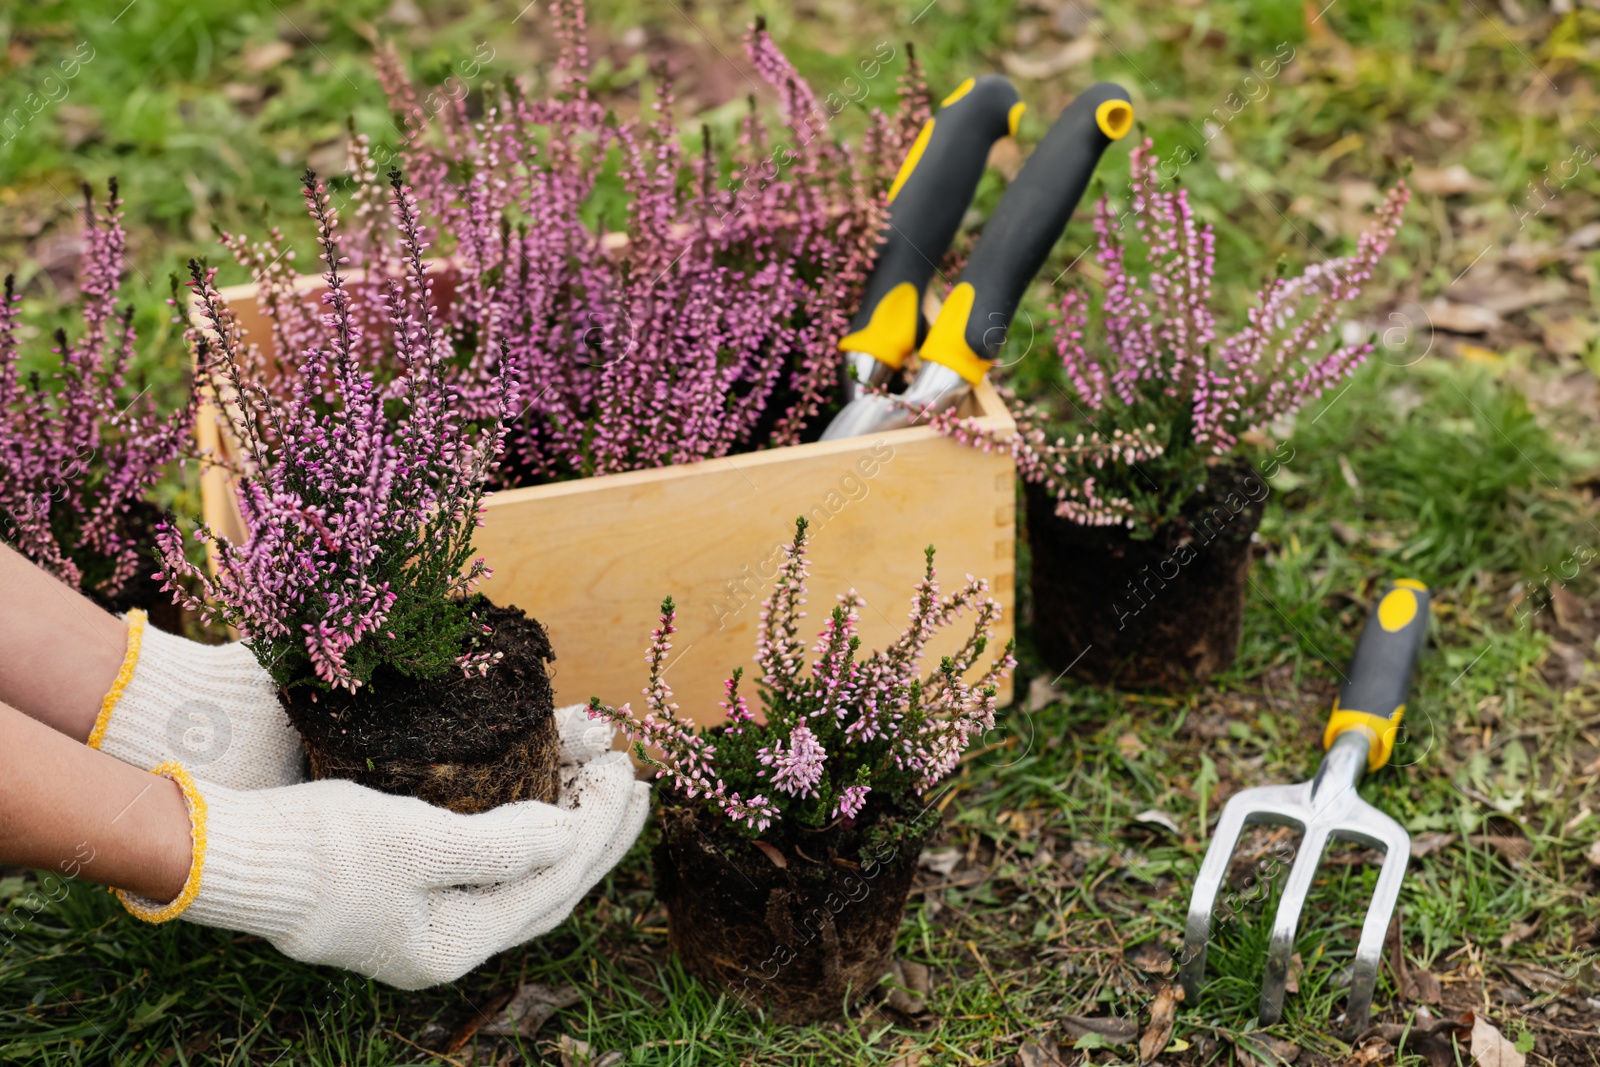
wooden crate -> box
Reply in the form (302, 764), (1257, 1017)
(197, 277), (1016, 723)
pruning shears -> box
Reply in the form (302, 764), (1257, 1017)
(838, 74), (1024, 403)
(821, 82), (1134, 441)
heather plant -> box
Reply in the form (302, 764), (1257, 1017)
(935, 140), (1411, 532)
(223, 2), (914, 480)
(588, 517), (1015, 844)
(0, 180), (192, 609)
(156, 167), (506, 693)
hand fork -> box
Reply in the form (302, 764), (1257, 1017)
(1180, 581), (1431, 1037)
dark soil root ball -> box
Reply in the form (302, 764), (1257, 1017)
(281, 598), (559, 813)
(652, 797), (931, 1024)
(1027, 458), (1267, 691)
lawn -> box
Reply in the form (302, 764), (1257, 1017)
(2, 0), (1599, 1064)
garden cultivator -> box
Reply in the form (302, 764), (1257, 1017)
(1180, 581), (1431, 1036)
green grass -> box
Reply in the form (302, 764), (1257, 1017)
(3, 0), (1600, 1063)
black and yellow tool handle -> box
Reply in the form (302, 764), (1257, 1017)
(919, 82), (1134, 384)
(838, 75), (1024, 371)
(1324, 580), (1431, 771)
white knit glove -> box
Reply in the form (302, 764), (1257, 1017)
(91, 610), (304, 789)
(116, 751), (648, 989)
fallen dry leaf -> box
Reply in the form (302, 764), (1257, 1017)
(1025, 675), (1064, 712)
(1542, 318), (1596, 357)
(752, 841), (787, 869)
(918, 847), (961, 877)
(558, 1034), (591, 1067)
(1404, 966), (1443, 1004)
(1566, 222), (1600, 250)
(1469, 834), (1532, 866)
(1016, 1035), (1065, 1067)
(1586, 839), (1600, 868)
(1412, 164), (1490, 196)
(241, 40), (294, 73)
(1126, 941), (1175, 975)
(1001, 37), (1097, 80)
(1060, 1013), (1138, 1045)
(1133, 809), (1180, 835)
(1284, 952), (1304, 995)
(1425, 299), (1501, 334)
(1470, 1015), (1526, 1067)
(884, 958), (931, 1015)
(1117, 732), (1149, 759)
(1233, 1032), (1301, 1065)
(1138, 983), (1183, 1064)
(1411, 832), (1459, 859)
(1500, 921), (1538, 950)
(479, 983), (582, 1040)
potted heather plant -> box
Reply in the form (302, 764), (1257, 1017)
(588, 517), (1014, 1022)
(0, 180), (192, 630)
(937, 141), (1409, 689)
(157, 167), (559, 813)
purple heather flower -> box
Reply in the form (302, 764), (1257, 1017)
(758, 722), (827, 799)
(0, 180), (193, 604)
(832, 784), (870, 821)
(936, 140), (1410, 527)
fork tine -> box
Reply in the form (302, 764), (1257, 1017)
(1341, 826), (1411, 1037)
(1259, 827), (1331, 1025)
(1180, 793), (1257, 1004)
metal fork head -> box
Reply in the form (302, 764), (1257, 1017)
(1180, 732), (1411, 1038)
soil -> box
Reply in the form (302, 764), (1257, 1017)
(280, 598), (559, 813)
(1026, 459), (1267, 690)
(651, 793), (933, 1023)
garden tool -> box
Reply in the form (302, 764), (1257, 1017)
(839, 74), (1024, 403)
(1180, 580), (1431, 1037)
(821, 82), (1134, 440)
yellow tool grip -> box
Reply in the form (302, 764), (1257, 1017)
(1324, 581), (1430, 771)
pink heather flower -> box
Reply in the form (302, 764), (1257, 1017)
(158, 168), (507, 693)
(833, 784), (870, 820)
(0, 180), (193, 607)
(936, 139), (1409, 529)
(758, 722), (827, 798)
(588, 518), (1015, 837)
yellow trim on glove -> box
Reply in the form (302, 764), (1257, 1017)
(1323, 700), (1406, 771)
(115, 762), (208, 924)
(88, 609), (146, 750)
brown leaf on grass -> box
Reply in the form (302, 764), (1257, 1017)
(1001, 38), (1097, 80)
(1470, 1015), (1527, 1067)
(1542, 318), (1597, 358)
(1448, 273), (1571, 314)
(751, 841), (787, 869)
(1126, 941), (1175, 975)
(442, 987), (517, 1052)
(1411, 832), (1458, 859)
(1468, 834), (1532, 866)
(918, 847), (961, 876)
(1284, 952), (1304, 994)
(1025, 675), (1064, 712)
(241, 40), (294, 72)
(1137, 983), (1183, 1064)
(1233, 1033), (1301, 1065)
(1565, 222), (1600, 251)
(1411, 164), (1490, 196)
(1060, 1014), (1138, 1045)
(558, 1035), (591, 1067)
(1403, 966), (1443, 1004)
(1133, 809), (1180, 836)
(1015, 1035), (1065, 1067)
(1117, 732), (1148, 758)
(884, 958), (931, 1015)
(478, 983), (582, 1040)
(1586, 839), (1600, 868)
(1499, 921), (1538, 950)
(1425, 299), (1501, 334)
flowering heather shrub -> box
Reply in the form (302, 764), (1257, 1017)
(0, 180), (192, 607)
(225, 1), (914, 480)
(157, 168), (505, 693)
(588, 517), (1015, 839)
(937, 140), (1410, 532)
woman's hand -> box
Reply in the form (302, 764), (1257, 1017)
(118, 749), (648, 989)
